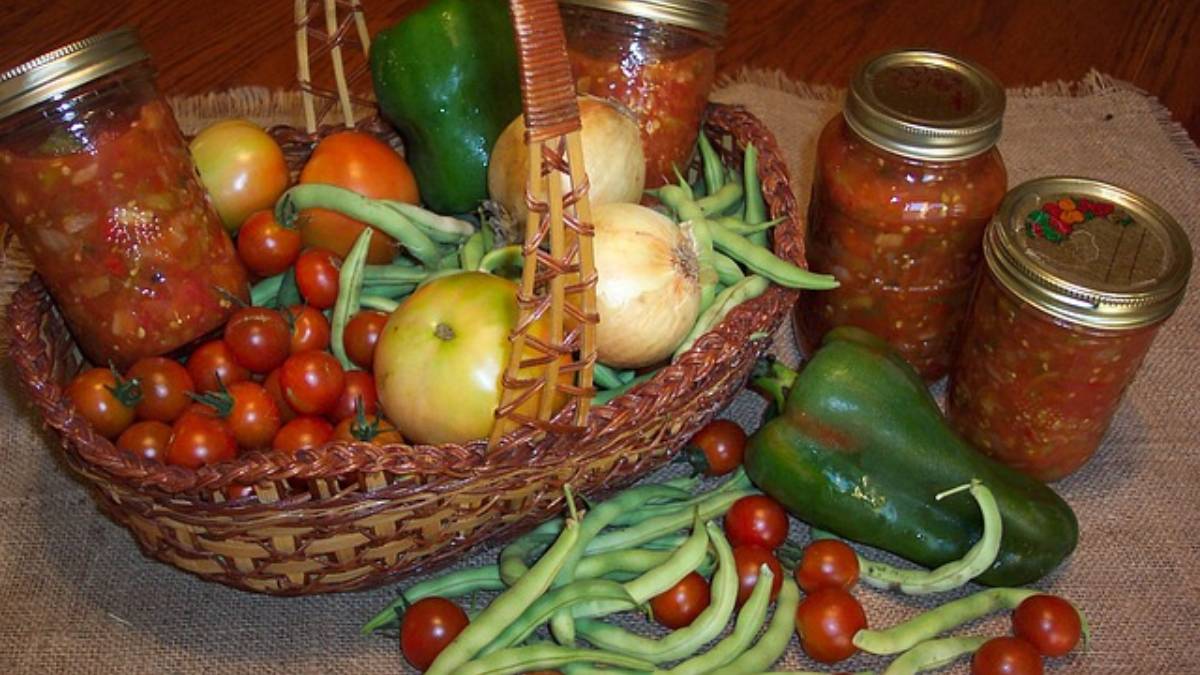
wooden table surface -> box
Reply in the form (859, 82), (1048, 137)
(2, 0), (1198, 142)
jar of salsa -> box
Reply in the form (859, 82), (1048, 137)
(948, 177), (1192, 481)
(0, 29), (249, 368)
(796, 50), (1008, 381)
(560, 0), (726, 188)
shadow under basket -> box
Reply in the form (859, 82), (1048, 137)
(7, 103), (808, 595)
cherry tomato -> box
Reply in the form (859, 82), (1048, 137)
(272, 416), (334, 454)
(264, 368), (297, 424)
(189, 119), (289, 231)
(187, 340), (249, 393)
(686, 419), (746, 476)
(66, 367), (139, 439)
(971, 636), (1044, 675)
(125, 357), (194, 423)
(166, 411), (238, 468)
(279, 351), (345, 416)
(794, 587), (867, 664)
(116, 420), (172, 462)
(236, 210), (301, 277)
(285, 304), (331, 354)
(795, 539), (860, 593)
(329, 371), (378, 422)
(343, 310), (389, 369)
(217, 382), (282, 450)
(732, 545), (783, 607)
(399, 597), (469, 671)
(1012, 594), (1082, 657)
(725, 495), (789, 551)
(299, 131), (418, 264)
(294, 248), (341, 309)
(332, 413), (403, 445)
(224, 483), (257, 501)
(649, 571), (710, 629)
(224, 307), (291, 373)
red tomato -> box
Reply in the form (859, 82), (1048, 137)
(272, 416), (334, 454)
(294, 248), (341, 309)
(343, 310), (389, 369)
(279, 351), (345, 416)
(224, 307), (291, 373)
(732, 545), (783, 607)
(971, 636), (1044, 675)
(125, 357), (194, 423)
(284, 304), (331, 354)
(399, 597), (469, 672)
(166, 412), (238, 468)
(214, 382), (281, 450)
(116, 420), (172, 462)
(725, 495), (790, 551)
(224, 483), (257, 501)
(332, 414), (404, 444)
(236, 210), (302, 277)
(649, 571), (710, 629)
(187, 340), (249, 393)
(264, 368), (297, 424)
(686, 419), (746, 475)
(329, 371), (378, 422)
(794, 587), (868, 664)
(66, 367), (138, 439)
(298, 131), (418, 264)
(1012, 595), (1082, 657)
(189, 120), (289, 231)
(795, 539), (860, 593)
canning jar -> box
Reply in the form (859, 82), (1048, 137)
(560, 0), (726, 188)
(796, 50), (1008, 381)
(0, 29), (249, 368)
(947, 177), (1192, 481)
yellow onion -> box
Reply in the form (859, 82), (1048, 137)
(592, 202), (701, 368)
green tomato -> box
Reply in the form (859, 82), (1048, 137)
(189, 119), (289, 231)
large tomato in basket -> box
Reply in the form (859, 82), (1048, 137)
(374, 272), (570, 445)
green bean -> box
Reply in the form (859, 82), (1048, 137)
(712, 251), (745, 285)
(460, 230), (487, 271)
(714, 215), (785, 237)
(742, 143), (768, 247)
(708, 219), (838, 290)
(426, 518), (580, 675)
(361, 264), (430, 284)
(655, 184), (705, 223)
(274, 184), (442, 268)
(853, 588), (1039, 655)
(330, 229), (373, 370)
(275, 267), (302, 308)
(250, 272), (284, 307)
(478, 244), (523, 275)
(698, 131), (724, 196)
(672, 164), (694, 202)
(481, 578), (637, 656)
(592, 370), (656, 405)
(610, 468), (751, 528)
(882, 636), (989, 675)
(383, 200), (475, 244)
(358, 295), (398, 314)
(588, 486), (755, 555)
(593, 363), (629, 390)
(457, 643), (656, 675)
(360, 566), (504, 635)
(500, 518), (563, 585)
(359, 282), (415, 300)
(684, 220), (719, 312)
(695, 180), (743, 217)
(667, 564), (774, 674)
(674, 274), (770, 359)
(709, 577), (800, 675)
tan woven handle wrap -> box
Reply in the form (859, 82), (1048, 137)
(489, 0), (599, 448)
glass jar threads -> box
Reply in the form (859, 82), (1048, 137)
(948, 177), (1192, 481)
(796, 50), (1008, 381)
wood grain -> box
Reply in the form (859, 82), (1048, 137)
(0, 0), (1197, 142)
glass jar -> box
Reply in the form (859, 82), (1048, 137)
(0, 29), (249, 369)
(947, 177), (1192, 481)
(560, 0), (726, 188)
(796, 50), (1008, 381)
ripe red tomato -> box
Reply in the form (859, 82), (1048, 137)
(187, 340), (249, 393)
(236, 210), (301, 277)
(116, 420), (172, 462)
(272, 416), (334, 454)
(971, 636), (1044, 675)
(399, 597), (469, 671)
(725, 495), (789, 551)
(795, 539), (860, 593)
(649, 571), (710, 629)
(732, 545), (783, 607)
(687, 419), (746, 475)
(343, 310), (389, 369)
(284, 304), (331, 354)
(215, 382), (281, 450)
(294, 248), (341, 309)
(794, 587), (868, 664)
(264, 368), (297, 424)
(298, 131), (417, 264)
(332, 413), (403, 444)
(328, 371), (378, 422)
(224, 307), (291, 373)
(125, 357), (194, 423)
(189, 120), (289, 231)
(1012, 595), (1082, 657)
(166, 412), (238, 468)
(66, 367), (138, 439)
(279, 351), (345, 416)
(224, 483), (257, 500)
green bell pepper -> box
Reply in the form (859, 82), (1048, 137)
(369, 0), (521, 214)
(745, 326), (1078, 587)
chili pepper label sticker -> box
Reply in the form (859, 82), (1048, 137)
(1024, 196), (1133, 243)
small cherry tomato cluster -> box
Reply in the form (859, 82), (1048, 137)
(971, 594), (1083, 675)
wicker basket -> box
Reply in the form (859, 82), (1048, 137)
(7, 2), (808, 595)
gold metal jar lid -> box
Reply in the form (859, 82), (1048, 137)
(559, 0), (728, 37)
(845, 49), (1005, 161)
(0, 28), (148, 120)
(985, 177), (1192, 330)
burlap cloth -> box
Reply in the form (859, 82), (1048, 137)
(1, 71), (1197, 673)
